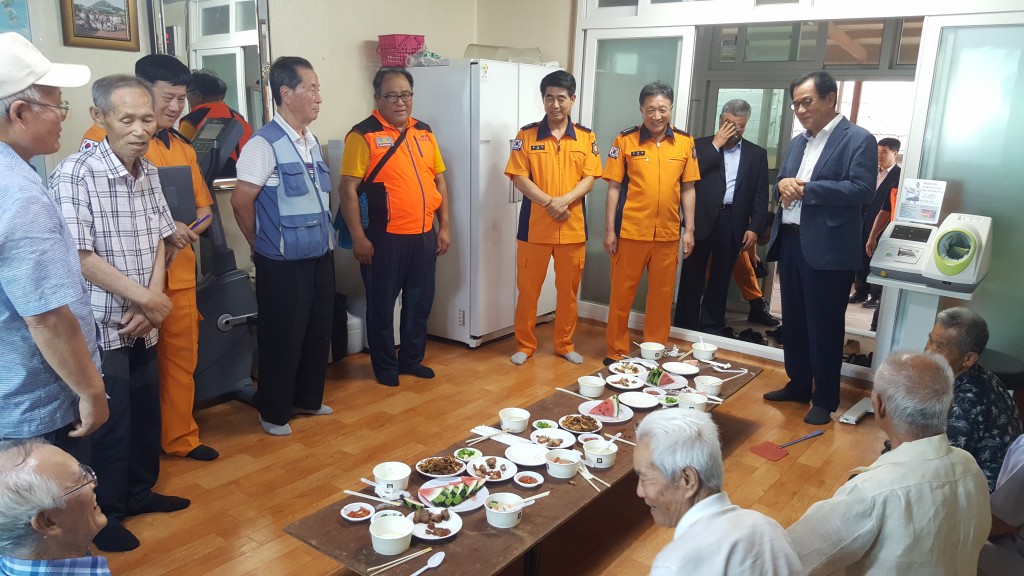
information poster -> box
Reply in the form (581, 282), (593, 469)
(895, 178), (946, 225)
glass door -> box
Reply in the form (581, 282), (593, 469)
(577, 26), (697, 310)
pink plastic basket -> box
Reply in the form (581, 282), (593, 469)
(376, 34), (425, 66)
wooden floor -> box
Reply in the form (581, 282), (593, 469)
(106, 319), (886, 575)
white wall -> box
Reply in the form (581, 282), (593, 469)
(476, 0), (575, 68)
(27, 0), (152, 172)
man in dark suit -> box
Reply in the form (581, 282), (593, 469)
(849, 137), (901, 309)
(763, 71), (876, 425)
(674, 99), (768, 335)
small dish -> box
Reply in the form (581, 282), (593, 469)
(558, 414), (603, 434)
(505, 443), (548, 467)
(529, 427), (576, 449)
(618, 390), (660, 410)
(415, 456), (467, 479)
(467, 455), (517, 481)
(340, 502), (374, 522)
(578, 399), (635, 423)
(578, 433), (604, 445)
(660, 395), (680, 408)
(643, 386), (667, 397)
(605, 374), (646, 390)
(513, 471), (544, 489)
(406, 507), (463, 540)
(532, 419), (558, 431)
(607, 361), (650, 379)
(662, 361), (700, 376)
(454, 447), (483, 462)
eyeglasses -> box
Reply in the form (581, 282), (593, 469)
(379, 92), (413, 104)
(62, 464), (98, 499)
(24, 99), (71, 119)
(790, 98), (815, 111)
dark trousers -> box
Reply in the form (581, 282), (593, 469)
(674, 208), (740, 332)
(254, 252), (335, 426)
(92, 340), (161, 522)
(778, 226), (853, 412)
(40, 421), (92, 465)
(361, 229), (437, 378)
(852, 236), (881, 297)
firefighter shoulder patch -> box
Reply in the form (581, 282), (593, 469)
(512, 139), (523, 151)
(608, 146), (620, 159)
(592, 142), (600, 156)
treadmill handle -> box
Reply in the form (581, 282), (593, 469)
(217, 312), (258, 332)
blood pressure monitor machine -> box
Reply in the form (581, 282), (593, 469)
(870, 221), (938, 284)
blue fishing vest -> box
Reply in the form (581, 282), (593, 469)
(252, 120), (334, 260)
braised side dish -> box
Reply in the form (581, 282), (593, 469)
(418, 456), (463, 475)
(561, 414), (599, 432)
(413, 508), (452, 536)
(472, 458), (508, 480)
(535, 435), (563, 447)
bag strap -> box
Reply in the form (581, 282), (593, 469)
(364, 127), (410, 185)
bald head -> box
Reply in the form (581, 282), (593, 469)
(873, 352), (954, 439)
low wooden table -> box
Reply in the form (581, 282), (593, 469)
(286, 355), (760, 575)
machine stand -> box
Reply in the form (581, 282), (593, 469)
(839, 397), (875, 425)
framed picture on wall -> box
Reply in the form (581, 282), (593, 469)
(0, 0), (33, 40)
(59, 0), (139, 51)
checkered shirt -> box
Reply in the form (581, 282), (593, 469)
(48, 139), (176, 351)
(0, 554), (111, 575)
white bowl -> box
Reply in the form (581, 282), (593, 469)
(578, 433), (604, 445)
(677, 392), (708, 412)
(660, 395), (680, 408)
(640, 342), (665, 360)
(545, 448), (581, 479)
(370, 509), (405, 524)
(583, 439), (619, 469)
(692, 342), (718, 361)
(454, 447), (483, 462)
(532, 419), (558, 431)
(485, 493), (525, 528)
(340, 502), (375, 522)
(642, 386), (667, 397)
(513, 471), (544, 489)
(368, 516), (414, 555)
(499, 407), (530, 433)
(694, 375), (723, 396)
(373, 461), (411, 490)
(577, 375), (606, 398)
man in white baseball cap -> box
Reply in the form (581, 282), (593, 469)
(0, 32), (105, 468)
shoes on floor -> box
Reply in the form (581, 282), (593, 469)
(861, 295), (880, 309)
(375, 372), (400, 386)
(765, 324), (784, 345)
(93, 520), (139, 552)
(400, 364), (435, 378)
(747, 298), (781, 327)
(804, 405), (832, 425)
(738, 328), (766, 345)
(843, 338), (861, 356)
(763, 386), (811, 404)
(127, 493), (190, 516)
(848, 292), (869, 304)
(186, 445), (219, 461)
(602, 357), (616, 367)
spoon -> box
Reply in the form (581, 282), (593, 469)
(603, 432), (623, 451)
(360, 477), (383, 489)
(409, 551), (445, 576)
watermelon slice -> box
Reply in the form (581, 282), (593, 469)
(590, 395), (621, 418)
(404, 497), (425, 510)
(658, 372), (673, 386)
(421, 487), (448, 505)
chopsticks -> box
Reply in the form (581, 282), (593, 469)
(555, 387), (591, 400)
(518, 490), (550, 505)
(342, 490), (400, 507)
(580, 465), (611, 488)
(367, 546), (433, 575)
(604, 433), (636, 446)
(466, 430), (504, 446)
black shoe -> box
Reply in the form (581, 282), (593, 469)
(765, 325), (784, 344)
(400, 364), (435, 378)
(848, 292), (868, 304)
(186, 445), (219, 461)
(127, 493), (190, 516)
(747, 298), (781, 327)
(804, 405), (832, 425)
(861, 296), (880, 309)
(738, 328), (766, 345)
(375, 372), (400, 387)
(763, 386), (811, 404)
(603, 357), (616, 367)
(717, 326), (737, 339)
(93, 520), (140, 552)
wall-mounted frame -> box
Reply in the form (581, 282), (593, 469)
(59, 0), (140, 51)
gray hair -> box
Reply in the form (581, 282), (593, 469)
(935, 307), (989, 355)
(0, 85), (42, 118)
(636, 409), (724, 492)
(720, 99), (751, 118)
(874, 351), (954, 439)
(0, 439), (64, 557)
(91, 74), (154, 116)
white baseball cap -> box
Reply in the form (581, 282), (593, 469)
(0, 33), (91, 100)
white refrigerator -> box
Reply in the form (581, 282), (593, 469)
(412, 60), (558, 347)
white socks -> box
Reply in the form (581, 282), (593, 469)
(510, 352), (529, 365)
(562, 351), (584, 364)
(259, 417), (292, 436)
(293, 404), (333, 416)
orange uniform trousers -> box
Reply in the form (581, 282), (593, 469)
(733, 244), (762, 301)
(515, 241), (585, 356)
(156, 249), (202, 456)
(606, 239), (678, 357)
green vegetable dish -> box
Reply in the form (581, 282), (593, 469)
(665, 397), (678, 404)
(536, 421), (552, 429)
(457, 449), (477, 459)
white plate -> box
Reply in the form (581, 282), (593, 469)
(578, 399), (635, 423)
(529, 428), (576, 449)
(418, 477), (490, 512)
(415, 456), (467, 478)
(467, 456), (517, 481)
(532, 419), (558, 431)
(339, 502), (374, 522)
(407, 507), (463, 540)
(605, 374), (646, 390)
(453, 447), (482, 462)
(618, 391), (660, 410)
(513, 471), (545, 489)
(607, 361), (649, 378)
(558, 414), (603, 434)
(505, 443), (549, 467)
(642, 386), (667, 397)
(663, 361), (700, 376)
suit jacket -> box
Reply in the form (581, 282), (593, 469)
(766, 117), (877, 270)
(863, 164), (901, 238)
(692, 136), (769, 245)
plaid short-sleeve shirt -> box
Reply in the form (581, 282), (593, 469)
(48, 139), (176, 351)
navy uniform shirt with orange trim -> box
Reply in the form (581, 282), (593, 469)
(504, 117), (603, 244)
(603, 125), (700, 242)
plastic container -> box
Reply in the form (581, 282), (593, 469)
(377, 34), (425, 66)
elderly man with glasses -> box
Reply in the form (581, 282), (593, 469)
(0, 33), (107, 461)
(338, 66), (451, 387)
(635, 410), (802, 575)
(0, 439), (110, 575)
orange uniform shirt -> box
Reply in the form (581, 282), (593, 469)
(81, 124), (214, 290)
(603, 125), (700, 242)
(505, 117), (603, 244)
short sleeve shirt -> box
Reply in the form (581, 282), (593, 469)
(603, 125), (700, 242)
(0, 142), (101, 439)
(505, 116), (603, 244)
(50, 139), (176, 351)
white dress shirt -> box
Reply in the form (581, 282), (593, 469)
(236, 114), (319, 188)
(979, 435), (1024, 575)
(722, 140), (742, 205)
(782, 113), (844, 225)
(788, 433), (991, 576)
(651, 492), (802, 576)
(876, 162), (894, 190)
